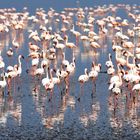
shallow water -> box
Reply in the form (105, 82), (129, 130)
(0, 3), (140, 140)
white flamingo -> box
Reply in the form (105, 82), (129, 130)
(106, 53), (113, 67)
(65, 57), (76, 75)
(89, 63), (100, 93)
(17, 55), (24, 76)
(78, 68), (89, 101)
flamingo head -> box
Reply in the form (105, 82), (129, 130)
(98, 63), (102, 70)
(63, 35), (68, 40)
(19, 55), (24, 59)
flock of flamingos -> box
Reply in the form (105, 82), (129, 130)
(0, 3), (140, 117)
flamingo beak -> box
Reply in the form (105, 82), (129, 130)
(53, 69), (56, 73)
(43, 64), (46, 69)
(22, 55), (24, 59)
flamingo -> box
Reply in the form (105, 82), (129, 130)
(123, 41), (134, 48)
(91, 61), (101, 73)
(0, 51), (5, 70)
(42, 67), (50, 87)
(50, 69), (60, 85)
(89, 64), (99, 93)
(31, 34), (41, 42)
(65, 56), (76, 75)
(105, 53), (113, 68)
(126, 56), (136, 69)
(78, 68), (89, 101)
(6, 64), (18, 91)
(107, 65), (115, 75)
(110, 84), (122, 110)
(34, 63), (46, 77)
(109, 64), (123, 85)
(70, 24), (81, 45)
(62, 52), (69, 67)
(28, 42), (40, 51)
(6, 66), (14, 72)
(108, 65), (123, 109)
(31, 58), (40, 67)
(28, 30), (38, 39)
(0, 59), (5, 70)
(54, 32), (64, 42)
(53, 39), (65, 51)
(115, 51), (127, 66)
(41, 59), (50, 70)
(90, 41), (101, 49)
(56, 68), (69, 91)
(17, 55), (24, 76)
(6, 48), (14, 57)
(64, 35), (77, 48)
(80, 35), (89, 42)
(42, 67), (53, 99)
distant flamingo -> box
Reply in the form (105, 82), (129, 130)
(6, 48), (14, 57)
(70, 24), (81, 46)
(105, 53), (113, 68)
(12, 38), (20, 48)
(64, 35), (77, 48)
(89, 62), (100, 93)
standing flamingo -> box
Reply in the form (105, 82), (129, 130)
(78, 68), (89, 101)
(89, 62), (101, 93)
(105, 53), (113, 68)
(42, 67), (54, 101)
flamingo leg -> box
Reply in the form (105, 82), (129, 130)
(7, 78), (12, 93)
(114, 94), (118, 110)
(48, 89), (54, 102)
(108, 93), (112, 106)
(133, 95), (136, 105)
(125, 92), (128, 103)
(13, 77), (16, 95)
(78, 83), (84, 101)
(65, 76), (70, 94)
(76, 37), (79, 47)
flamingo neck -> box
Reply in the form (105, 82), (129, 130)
(126, 55), (129, 64)
(46, 67), (49, 79)
(117, 64), (121, 73)
(85, 68), (88, 75)
(109, 54), (111, 61)
(72, 57), (75, 66)
(118, 72), (122, 84)
(133, 57), (136, 64)
(72, 24), (75, 31)
(115, 51), (120, 60)
(50, 69), (53, 81)
(18, 56), (22, 67)
(62, 52), (66, 61)
(65, 36), (68, 44)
